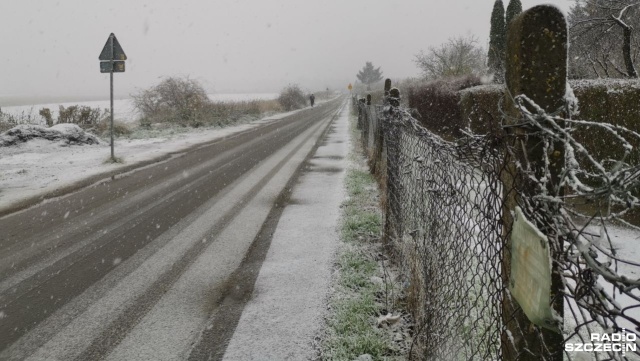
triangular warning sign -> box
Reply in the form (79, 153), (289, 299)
(99, 33), (127, 61)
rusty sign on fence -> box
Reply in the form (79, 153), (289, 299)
(509, 206), (561, 333)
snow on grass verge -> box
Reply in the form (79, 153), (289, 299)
(320, 108), (412, 361)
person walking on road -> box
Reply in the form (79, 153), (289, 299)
(309, 94), (315, 107)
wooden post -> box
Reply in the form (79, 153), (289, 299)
(502, 5), (567, 360)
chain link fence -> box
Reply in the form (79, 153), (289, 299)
(353, 89), (640, 360)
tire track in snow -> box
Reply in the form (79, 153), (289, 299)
(75, 105), (331, 361)
(0, 100), (342, 357)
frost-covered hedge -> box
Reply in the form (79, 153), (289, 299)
(406, 75), (483, 140)
(411, 79), (640, 196)
(455, 79), (640, 218)
(456, 79), (640, 135)
(570, 79), (640, 127)
(569, 80), (640, 194)
(458, 84), (504, 135)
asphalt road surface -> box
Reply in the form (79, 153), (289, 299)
(0, 98), (344, 360)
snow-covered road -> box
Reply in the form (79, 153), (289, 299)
(221, 101), (349, 361)
(0, 99), (346, 360)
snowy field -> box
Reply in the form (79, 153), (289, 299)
(0, 93), (279, 125)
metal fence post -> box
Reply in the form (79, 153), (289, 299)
(501, 5), (568, 360)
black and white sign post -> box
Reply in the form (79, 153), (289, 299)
(99, 33), (127, 161)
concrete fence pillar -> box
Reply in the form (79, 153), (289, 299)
(388, 87), (400, 107)
(383, 84), (404, 249)
(384, 78), (392, 100)
(502, 5), (567, 361)
(357, 97), (365, 130)
(371, 80), (392, 175)
(363, 94), (373, 149)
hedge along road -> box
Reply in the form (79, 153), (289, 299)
(0, 97), (345, 360)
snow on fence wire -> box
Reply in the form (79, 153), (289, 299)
(353, 6), (640, 360)
(507, 93), (640, 361)
(356, 88), (640, 360)
(385, 104), (505, 360)
(356, 96), (506, 359)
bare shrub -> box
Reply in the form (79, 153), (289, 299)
(277, 84), (307, 111)
(0, 108), (38, 126)
(133, 77), (286, 128)
(58, 105), (78, 124)
(39, 108), (53, 126)
(57, 105), (107, 125)
(132, 76), (211, 127)
(414, 35), (487, 80)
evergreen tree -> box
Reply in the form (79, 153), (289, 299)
(487, 0), (506, 82)
(356, 62), (384, 90)
(505, 0), (522, 28)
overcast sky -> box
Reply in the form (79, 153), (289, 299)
(0, 0), (573, 100)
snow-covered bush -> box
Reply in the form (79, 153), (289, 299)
(56, 105), (108, 125)
(39, 108), (53, 126)
(132, 76), (211, 127)
(277, 84), (307, 111)
(0, 124), (100, 147)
